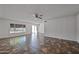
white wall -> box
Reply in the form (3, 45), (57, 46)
(0, 19), (9, 38)
(45, 15), (77, 41)
(38, 22), (44, 33)
(0, 17), (45, 38)
(0, 5), (5, 17)
(0, 18), (33, 38)
(77, 14), (79, 42)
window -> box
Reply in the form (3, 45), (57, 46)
(10, 23), (15, 33)
(10, 23), (26, 33)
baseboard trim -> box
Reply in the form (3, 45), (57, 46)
(44, 35), (77, 42)
(0, 33), (30, 39)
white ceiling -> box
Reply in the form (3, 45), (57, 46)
(2, 4), (79, 21)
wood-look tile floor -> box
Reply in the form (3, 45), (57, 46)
(0, 33), (79, 54)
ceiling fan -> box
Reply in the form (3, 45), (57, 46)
(33, 13), (47, 22)
(34, 13), (43, 19)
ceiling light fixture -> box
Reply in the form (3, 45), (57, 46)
(33, 13), (43, 19)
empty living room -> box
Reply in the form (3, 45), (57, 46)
(0, 4), (79, 54)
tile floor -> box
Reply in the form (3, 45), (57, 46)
(0, 34), (79, 54)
